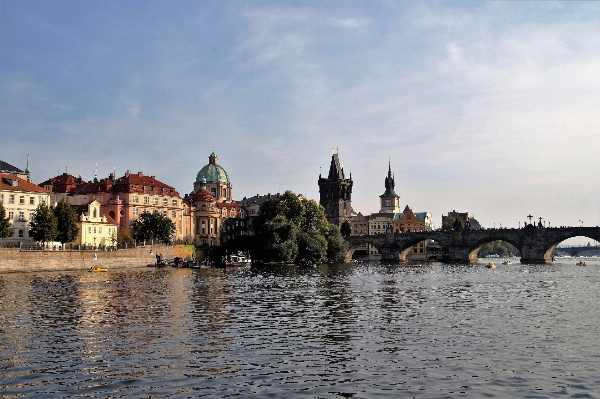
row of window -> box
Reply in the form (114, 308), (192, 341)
(132, 208), (177, 218)
(0, 194), (45, 205)
(131, 196), (178, 206)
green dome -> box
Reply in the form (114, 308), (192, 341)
(195, 152), (230, 183)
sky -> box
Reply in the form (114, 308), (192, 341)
(1, 0), (599, 237)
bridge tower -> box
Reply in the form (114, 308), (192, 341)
(379, 161), (400, 214)
(318, 151), (353, 227)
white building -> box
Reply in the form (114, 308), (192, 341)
(0, 173), (51, 247)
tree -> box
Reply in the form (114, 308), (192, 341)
(442, 217), (465, 231)
(0, 202), (13, 239)
(250, 190), (350, 264)
(117, 228), (133, 244)
(325, 223), (349, 263)
(53, 200), (79, 245)
(29, 203), (58, 245)
(479, 240), (520, 257)
(130, 211), (176, 244)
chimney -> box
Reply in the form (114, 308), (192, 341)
(138, 172), (143, 176)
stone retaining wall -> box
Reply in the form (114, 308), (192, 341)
(0, 244), (177, 273)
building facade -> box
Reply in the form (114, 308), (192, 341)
(40, 171), (189, 242)
(0, 173), (52, 247)
(72, 200), (119, 248)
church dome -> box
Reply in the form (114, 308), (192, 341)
(195, 152), (230, 184)
(193, 188), (214, 203)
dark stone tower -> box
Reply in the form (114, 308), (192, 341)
(318, 152), (353, 227)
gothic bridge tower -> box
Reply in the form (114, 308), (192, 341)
(318, 151), (353, 227)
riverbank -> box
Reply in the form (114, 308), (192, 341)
(0, 244), (178, 273)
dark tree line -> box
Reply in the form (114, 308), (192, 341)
(222, 190), (348, 264)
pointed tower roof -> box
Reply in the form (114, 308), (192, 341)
(380, 160), (398, 197)
(327, 153), (345, 180)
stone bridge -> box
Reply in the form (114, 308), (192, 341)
(346, 226), (600, 264)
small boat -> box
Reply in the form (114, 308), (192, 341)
(486, 263), (496, 268)
(89, 267), (107, 272)
(225, 253), (252, 268)
(576, 261), (587, 266)
(502, 260), (512, 265)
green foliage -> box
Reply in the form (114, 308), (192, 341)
(29, 203), (58, 244)
(0, 202), (13, 239)
(325, 223), (349, 263)
(478, 240), (520, 257)
(251, 190), (349, 264)
(53, 200), (79, 244)
(130, 211), (176, 244)
(442, 217), (465, 231)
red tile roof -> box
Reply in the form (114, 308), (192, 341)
(0, 173), (51, 194)
(39, 173), (87, 193)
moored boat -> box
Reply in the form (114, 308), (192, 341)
(502, 260), (512, 265)
(486, 263), (496, 269)
(576, 261), (587, 266)
(89, 267), (107, 272)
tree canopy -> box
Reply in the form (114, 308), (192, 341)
(130, 211), (176, 244)
(250, 190), (349, 264)
(54, 200), (79, 244)
(29, 203), (58, 244)
(0, 202), (13, 239)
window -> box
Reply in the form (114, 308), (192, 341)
(38, 196), (43, 204)
(19, 195), (25, 204)
(144, 197), (149, 204)
(99, 227), (102, 233)
(18, 230), (23, 238)
(19, 211), (24, 221)
(133, 208), (139, 215)
(133, 196), (139, 203)
(153, 198), (159, 205)
(0, 194), (3, 203)
(162, 210), (167, 216)
(9, 195), (15, 204)
(171, 211), (176, 218)
(172, 199), (177, 206)
(89, 227), (92, 233)
(8, 211), (14, 220)
(29, 197), (35, 205)
(162, 199), (168, 206)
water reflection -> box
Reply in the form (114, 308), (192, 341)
(0, 259), (600, 397)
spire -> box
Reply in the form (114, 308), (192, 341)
(94, 163), (98, 183)
(328, 153), (345, 180)
(25, 154), (31, 182)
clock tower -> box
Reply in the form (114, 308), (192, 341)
(379, 161), (400, 213)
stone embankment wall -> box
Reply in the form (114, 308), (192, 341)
(0, 244), (176, 273)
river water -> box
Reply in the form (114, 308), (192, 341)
(1, 259), (599, 398)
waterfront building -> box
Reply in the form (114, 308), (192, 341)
(0, 173), (52, 247)
(318, 151), (353, 228)
(71, 200), (119, 248)
(40, 171), (188, 242)
(187, 152), (246, 246)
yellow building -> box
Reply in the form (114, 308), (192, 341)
(72, 200), (119, 248)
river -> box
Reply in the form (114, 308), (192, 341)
(1, 259), (599, 398)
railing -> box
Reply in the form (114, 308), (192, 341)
(18, 239), (192, 251)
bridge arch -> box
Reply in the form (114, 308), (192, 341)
(543, 231), (600, 261)
(468, 236), (521, 262)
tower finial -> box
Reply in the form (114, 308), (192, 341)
(332, 146), (334, 154)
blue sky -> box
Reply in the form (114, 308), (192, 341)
(2, 1), (599, 234)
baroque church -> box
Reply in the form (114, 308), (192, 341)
(186, 152), (245, 246)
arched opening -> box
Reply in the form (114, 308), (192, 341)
(398, 238), (439, 262)
(469, 239), (521, 263)
(550, 236), (600, 259)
